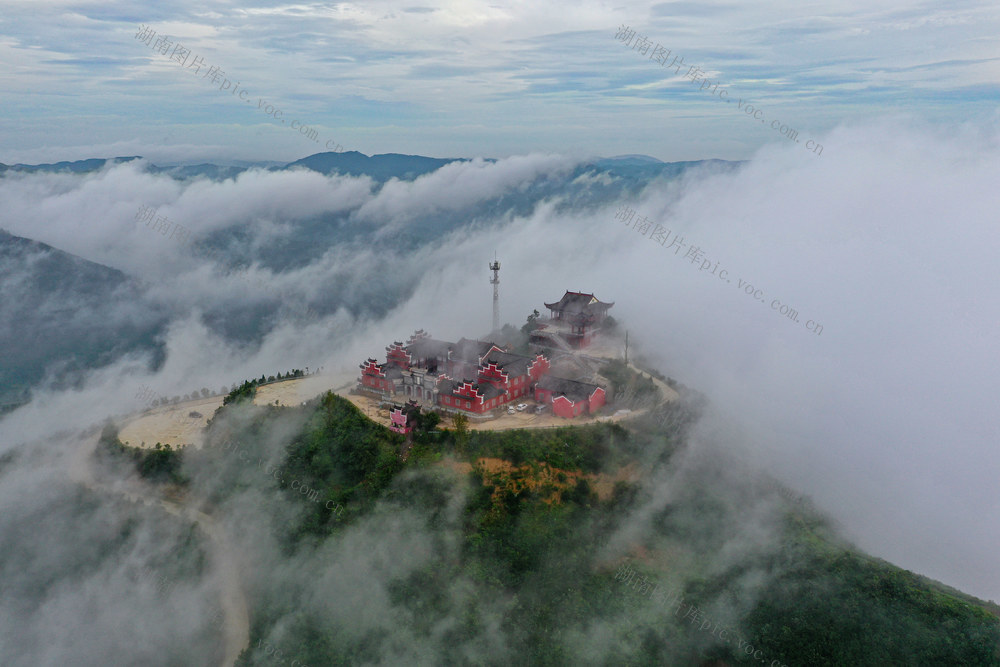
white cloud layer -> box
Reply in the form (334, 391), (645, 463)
(0, 119), (998, 666)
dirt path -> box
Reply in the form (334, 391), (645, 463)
(69, 431), (249, 667)
(157, 499), (249, 666)
(627, 362), (680, 404)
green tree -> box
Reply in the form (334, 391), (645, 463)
(452, 413), (470, 453)
(223, 380), (257, 406)
(419, 411), (441, 432)
(521, 309), (541, 337)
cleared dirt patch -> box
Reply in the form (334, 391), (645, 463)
(119, 395), (224, 449)
(118, 374), (352, 450)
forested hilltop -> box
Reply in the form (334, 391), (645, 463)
(103, 387), (1000, 666)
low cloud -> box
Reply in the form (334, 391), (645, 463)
(0, 120), (997, 664)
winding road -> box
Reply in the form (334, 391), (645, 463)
(69, 429), (250, 667)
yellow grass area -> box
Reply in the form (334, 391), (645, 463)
(443, 457), (640, 503)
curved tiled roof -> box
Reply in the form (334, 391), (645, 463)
(543, 290), (614, 314)
(536, 374), (603, 403)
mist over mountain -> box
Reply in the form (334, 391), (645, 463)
(4, 0), (999, 660)
(1, 124), (999, 664)
(0, 151), (732, 401)
(0, 229), (168, 413)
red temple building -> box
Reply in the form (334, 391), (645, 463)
(531, 291), (614, 349)
(388, 400), (420, 434)
(534, 375), (607, 418)
(438, 348), (551, 415)
(357, 328), (604, 420)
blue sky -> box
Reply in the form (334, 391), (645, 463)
(1, 0), (999, 163)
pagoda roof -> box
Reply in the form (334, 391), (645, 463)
(543, 291), (614, 314)
(536, 375), (603, 403)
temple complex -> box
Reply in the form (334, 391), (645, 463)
(356, 275), (614, 421)
(357, 330), (605, 420)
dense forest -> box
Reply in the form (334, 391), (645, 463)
(105, 390), (1000, 665)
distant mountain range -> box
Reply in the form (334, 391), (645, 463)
(0, 156), (143, 174)
(0, 152), (740, 183)
(284, 151), (465, 181)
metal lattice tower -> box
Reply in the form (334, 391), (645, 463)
(489, 256), (501, 332)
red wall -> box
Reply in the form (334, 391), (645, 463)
(389, 408), (412, 433)
(438, 394), (490, 413)
(359, 359), (393, 393)
(551, 395), (578, 419)
(528, 355), (551, 381)
(536, 385), (605, 418)
(361, 375), (393, 392)
(478, 363), (509, 391)
(589, 387), (606, 412)
(439, 381), (489, 413)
